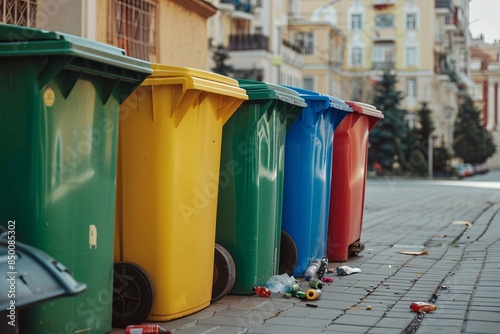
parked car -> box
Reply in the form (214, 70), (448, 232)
(472, 162), (489, 175)
(455, 163), (475, 178)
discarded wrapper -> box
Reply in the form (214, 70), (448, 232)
(399, 251), (429, 256)
(336, 266), (361, 276)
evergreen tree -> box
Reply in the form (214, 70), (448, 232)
(212, 44), (234, 77)
(405, 102), (436, 176)
(453, 95), (496, 163)
(369, 71), (409, 172)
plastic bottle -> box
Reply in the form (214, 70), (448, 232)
(316, 257), (329, 279)
(295, 291), (307, 300)
(291, 283), (301, 297)
(264, 273), (294, 293)
(308, 278), (323, 289)
(304, 259), (321, 281)
(125, 325), (170, 334)
(306, 289), (322, 301)
(253, 286), (271, 298)
(410, 302), (436, 313)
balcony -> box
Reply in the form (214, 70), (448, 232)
(372, 61), (395, 70)
(281, 39), (304, 68)
(373, 0), (395, 9)
(435, 0), (454, 15)
(220, 0), (253, 14)
(229, 34), (269, 51)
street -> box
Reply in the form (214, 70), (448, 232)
(118, 171), (500, 334)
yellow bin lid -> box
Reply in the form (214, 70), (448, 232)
(144, 63), (248, 101)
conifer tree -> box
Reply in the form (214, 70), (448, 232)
(369, 71), (409, 172)
(453, 95), (496, 163)
(212, 44), (234, 77)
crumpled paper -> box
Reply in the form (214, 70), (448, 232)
(336, 266), (361, 276)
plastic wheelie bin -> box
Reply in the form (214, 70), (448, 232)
(214, 80), (306, 296)
(114, 64), (248, 324)
(281, 87), (352, 277)
(0, 24), (151, 334)
(327, 101), (383, 262)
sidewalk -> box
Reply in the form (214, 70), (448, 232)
(116, 173), (500, 334)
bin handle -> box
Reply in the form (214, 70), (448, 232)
(350, 113), (362, 128)
(368, 116), (382, 131)
(147, 77), (245, 127)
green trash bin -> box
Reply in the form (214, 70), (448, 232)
(0, 24), (151, 333)
(214, 80), (306, 296)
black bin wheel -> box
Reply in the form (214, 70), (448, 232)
(279, 230), (297, 275)
(212, 243), (236, 303)
(112, 262), (155, 329)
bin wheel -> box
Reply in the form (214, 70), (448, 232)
(279, 231), (297, 275)
(212, 244), (236, 303)
(348, 242), (365, 257)
(112, 262), (155, 329)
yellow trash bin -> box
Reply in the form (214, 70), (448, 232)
(114, 64), (248, 325)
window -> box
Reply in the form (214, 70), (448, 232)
(372, 43), (395, 63)
(351, 47), (363, 66)
(375, 14), (394, 28)
(294, 32), (314, 55)
(473, 83), (483, 101)
(0, 0), (37, 27)
(351, 14), (362, 31)
(471, 59), (481, 71)
(108, 0), (158, 61)
(406, 13), (417, 30)
(303, 77), (314, 91)
(406, 46), (417, 67)
(407, 78), (417, 99)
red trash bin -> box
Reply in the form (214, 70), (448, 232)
(327, 101), (383, 262)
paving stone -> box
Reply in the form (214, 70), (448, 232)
(373, 316), (414, 328)
(365, 327), (402, 334)
(466, 310), (500, 322)
(197, 315), (263, 328)
(247, 324), (322, 334)
(464, 320), (500, 334)
(321, 324), (371, 333)
(262, 316), (300, 326)
(420, 317), (464, 327)
(174, 324), (248, 334)
(333, 314), (381, 327)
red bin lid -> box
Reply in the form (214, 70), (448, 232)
(345, 101), (384, 119)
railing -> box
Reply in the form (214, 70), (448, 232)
(372, 61), (395, 70)
(435, 0), (454, 13)
(229, 34), (269, 51)
(373, 0), (396, 5)
(221, 0), (252, 14)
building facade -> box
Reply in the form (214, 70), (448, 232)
(207, 0), (305, 86)
(295, 0), (471, 153)
(470, 37), (500, 169)
(1, 0), (216, 69)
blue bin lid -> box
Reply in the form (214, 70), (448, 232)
(237, 79), (307, 107)
(282, 86), (352, 113)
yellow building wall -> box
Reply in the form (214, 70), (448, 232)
(158, 1), (210, 68)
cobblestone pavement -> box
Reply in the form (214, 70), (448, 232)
(113, 171), (500, 334)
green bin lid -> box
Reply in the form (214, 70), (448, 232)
(0, 23), (152, 75)
(237, 79), (307, 107)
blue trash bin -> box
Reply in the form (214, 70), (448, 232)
(281, 86), (352, 277)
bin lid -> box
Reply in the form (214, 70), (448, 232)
(236, 79), (307, 107)
(346, 101), (384, 119)
(144, 63), (248, 100)
(283, 86), (352, 112)
(0, 23), (152, 75)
